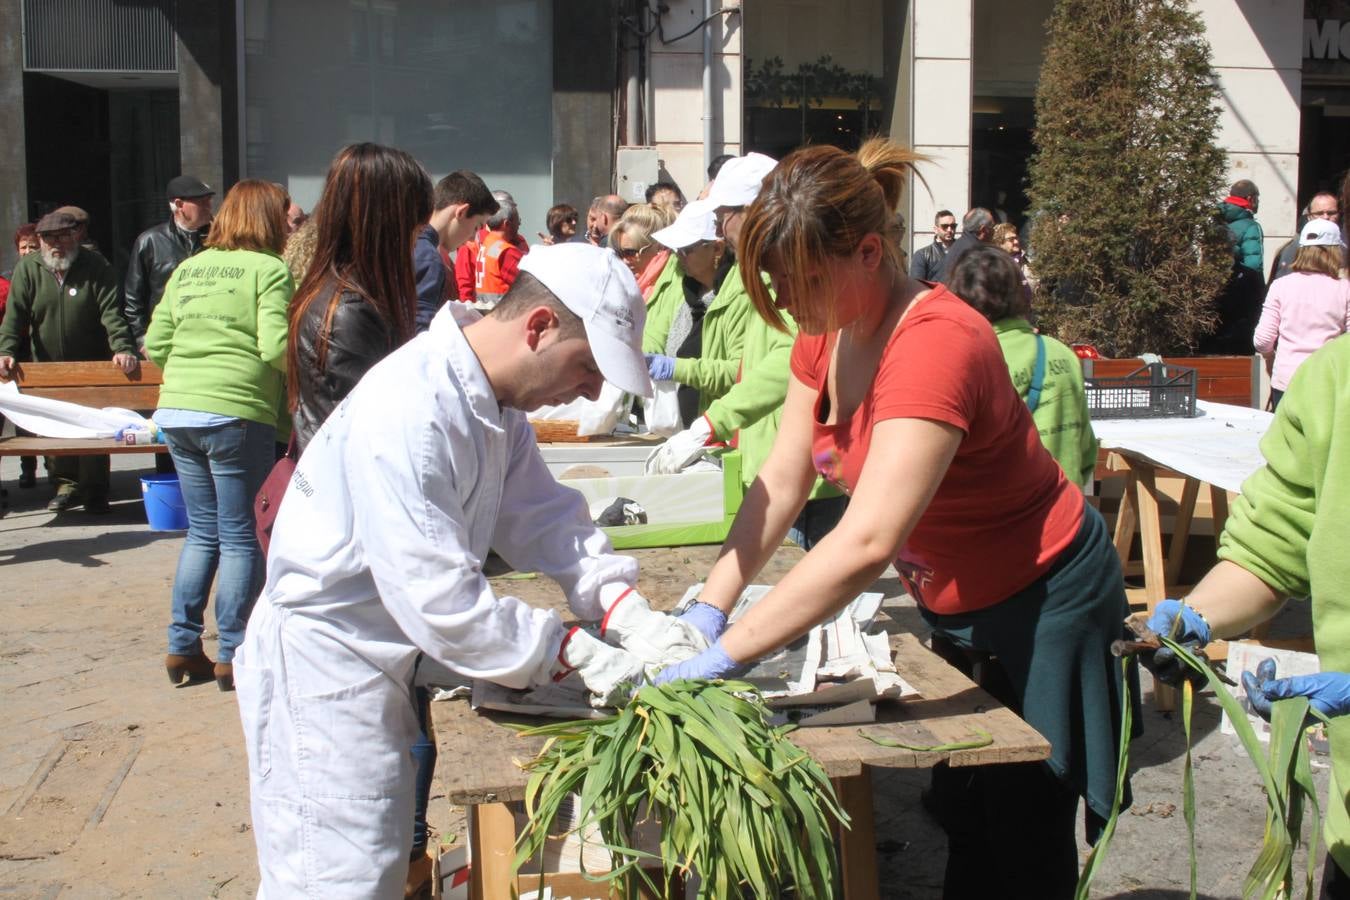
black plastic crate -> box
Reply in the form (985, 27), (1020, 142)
(1084, 363), (1198, 420)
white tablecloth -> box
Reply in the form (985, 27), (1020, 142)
(1091, 400), (1274, 494)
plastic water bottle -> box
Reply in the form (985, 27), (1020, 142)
(118, 425), (163, 446)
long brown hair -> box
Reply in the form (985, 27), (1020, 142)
(737, 138), (925, 332)
(286, 143), (433, 407)
(205, 180), (289, 254)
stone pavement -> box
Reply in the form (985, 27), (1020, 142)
(0, 453), (1330, 898)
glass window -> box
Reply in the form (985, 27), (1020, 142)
(242, 0), (553, 224)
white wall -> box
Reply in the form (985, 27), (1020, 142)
(909, 0), (972, 250)
(1194, 0), (1304, 274)
(647, 1), (744, 199)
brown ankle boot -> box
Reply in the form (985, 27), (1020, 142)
(214, 662), (234, 692)
(166, 653), (215, 685)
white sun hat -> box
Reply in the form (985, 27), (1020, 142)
(517, 243), (653, 398)
(652, 199), (718, 250)
(703, 153), (778, 209)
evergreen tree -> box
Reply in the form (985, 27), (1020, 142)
(1027, 0), (1231, 356)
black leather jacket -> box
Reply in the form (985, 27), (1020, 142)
(123, 220), (207, 341)
(292, 287), (398, 453)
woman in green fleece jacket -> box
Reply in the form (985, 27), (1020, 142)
(1143, 333), (1350, 895)
(145, 179), (293, 692)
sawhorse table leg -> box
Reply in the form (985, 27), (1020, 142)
(833, 768), (879, 900)
(468, 801), (515, 900)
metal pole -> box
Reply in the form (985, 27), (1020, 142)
(702, 0), (715, 172)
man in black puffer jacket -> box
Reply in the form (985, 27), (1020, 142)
(123, 175), (214, 352)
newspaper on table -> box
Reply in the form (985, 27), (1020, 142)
(1220, 641), (1328, 755)
(468, 583), (917, 725)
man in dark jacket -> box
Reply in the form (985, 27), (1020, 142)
(123, 175), (214, 352)
(910, 209), (957, 282)
(938, 207), (996, 284)
(414, 171), (497, 333)
(0, 212), (140, 513)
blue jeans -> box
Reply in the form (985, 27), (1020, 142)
(788, 494), (850, 550)
(164, 420), (275, 662)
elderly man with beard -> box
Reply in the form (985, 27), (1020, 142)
(0, 211), (139, 513)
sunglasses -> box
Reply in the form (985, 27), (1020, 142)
(677, 240), (713, 257)
(937, 222), (957, 230)
(1309, 209), (1339, 220)
(614, 244), (650, 260)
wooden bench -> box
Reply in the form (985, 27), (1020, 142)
(0, 361), (170, 458)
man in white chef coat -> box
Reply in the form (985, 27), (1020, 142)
(233, 243), (724, 897)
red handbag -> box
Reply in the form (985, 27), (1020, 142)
(254, 437), (296, 556)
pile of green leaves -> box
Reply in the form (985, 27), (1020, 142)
(1078, 636), (1327, 900)
(513, 678), (849, 898)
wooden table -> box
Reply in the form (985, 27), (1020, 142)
(431, 546), (1051, 899)
(1095, 403), (1274, 708)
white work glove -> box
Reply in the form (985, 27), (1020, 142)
(644, 415), (715, 475)
(550, 626), (646, 708)
(599, 585), (709, 667)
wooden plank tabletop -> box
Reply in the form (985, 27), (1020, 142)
(0, 437), (169, 457)
(431, 545), (1050, 806)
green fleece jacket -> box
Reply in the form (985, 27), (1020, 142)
(704, 302), (838, 500)
(144, 248), (293, 427)
(669, 260), (756, 412)
(671, 262), (753, 413)
(992, 318), (1098, 487)
(642, 255), (685, 354)
(1216, 333), (1350, 872)
(0, 251), (136, 361)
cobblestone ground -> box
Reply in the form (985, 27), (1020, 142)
(0, 455), (1329, 898)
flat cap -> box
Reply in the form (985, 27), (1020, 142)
(35, 211), (79, 235)
(166, 175), (215, 200)
(53, 205), (89, 224)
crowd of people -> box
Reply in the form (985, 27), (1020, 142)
(2, 137), (1349, 898)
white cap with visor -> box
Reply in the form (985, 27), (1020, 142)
(704, 153), (778, 209)
(652, 199), (718, 250)
(517, 243), (653, 398)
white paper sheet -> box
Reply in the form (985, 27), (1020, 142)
(1092, 400), (1273, 493)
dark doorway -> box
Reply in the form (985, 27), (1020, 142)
(971, 95), (1035, 229)
(23, 72), (178, 280)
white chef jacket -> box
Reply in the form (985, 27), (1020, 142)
(234, 303), (642, 896)
(258, 302), (639, 689)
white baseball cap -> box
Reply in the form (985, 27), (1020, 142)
(517, 243), (653, 398)
(652, 199), (718, 250)
(1299, 217), (1346, 248)
(704, 153), (778, 209)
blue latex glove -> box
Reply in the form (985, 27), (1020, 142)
(645, 353), (676, 382)
(678, 601), (728, 645)
(1242, 658), (1350, 721)
(650, 640), (744, 685)
(1140, 599), (1212, 687)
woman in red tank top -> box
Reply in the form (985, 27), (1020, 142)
(653, 139), (1136, 898)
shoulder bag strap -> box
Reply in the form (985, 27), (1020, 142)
(1025, 334), (1047, 413)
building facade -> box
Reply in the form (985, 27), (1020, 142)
(1, 0), (1344, 279)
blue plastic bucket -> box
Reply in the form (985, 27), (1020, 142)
(140, 474), (189, 531)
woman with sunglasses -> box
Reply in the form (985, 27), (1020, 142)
(653, 139), (1135, 897)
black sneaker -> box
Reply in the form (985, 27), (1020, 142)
(84, 494), (111, 515)
(47, 485), (78, 512)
